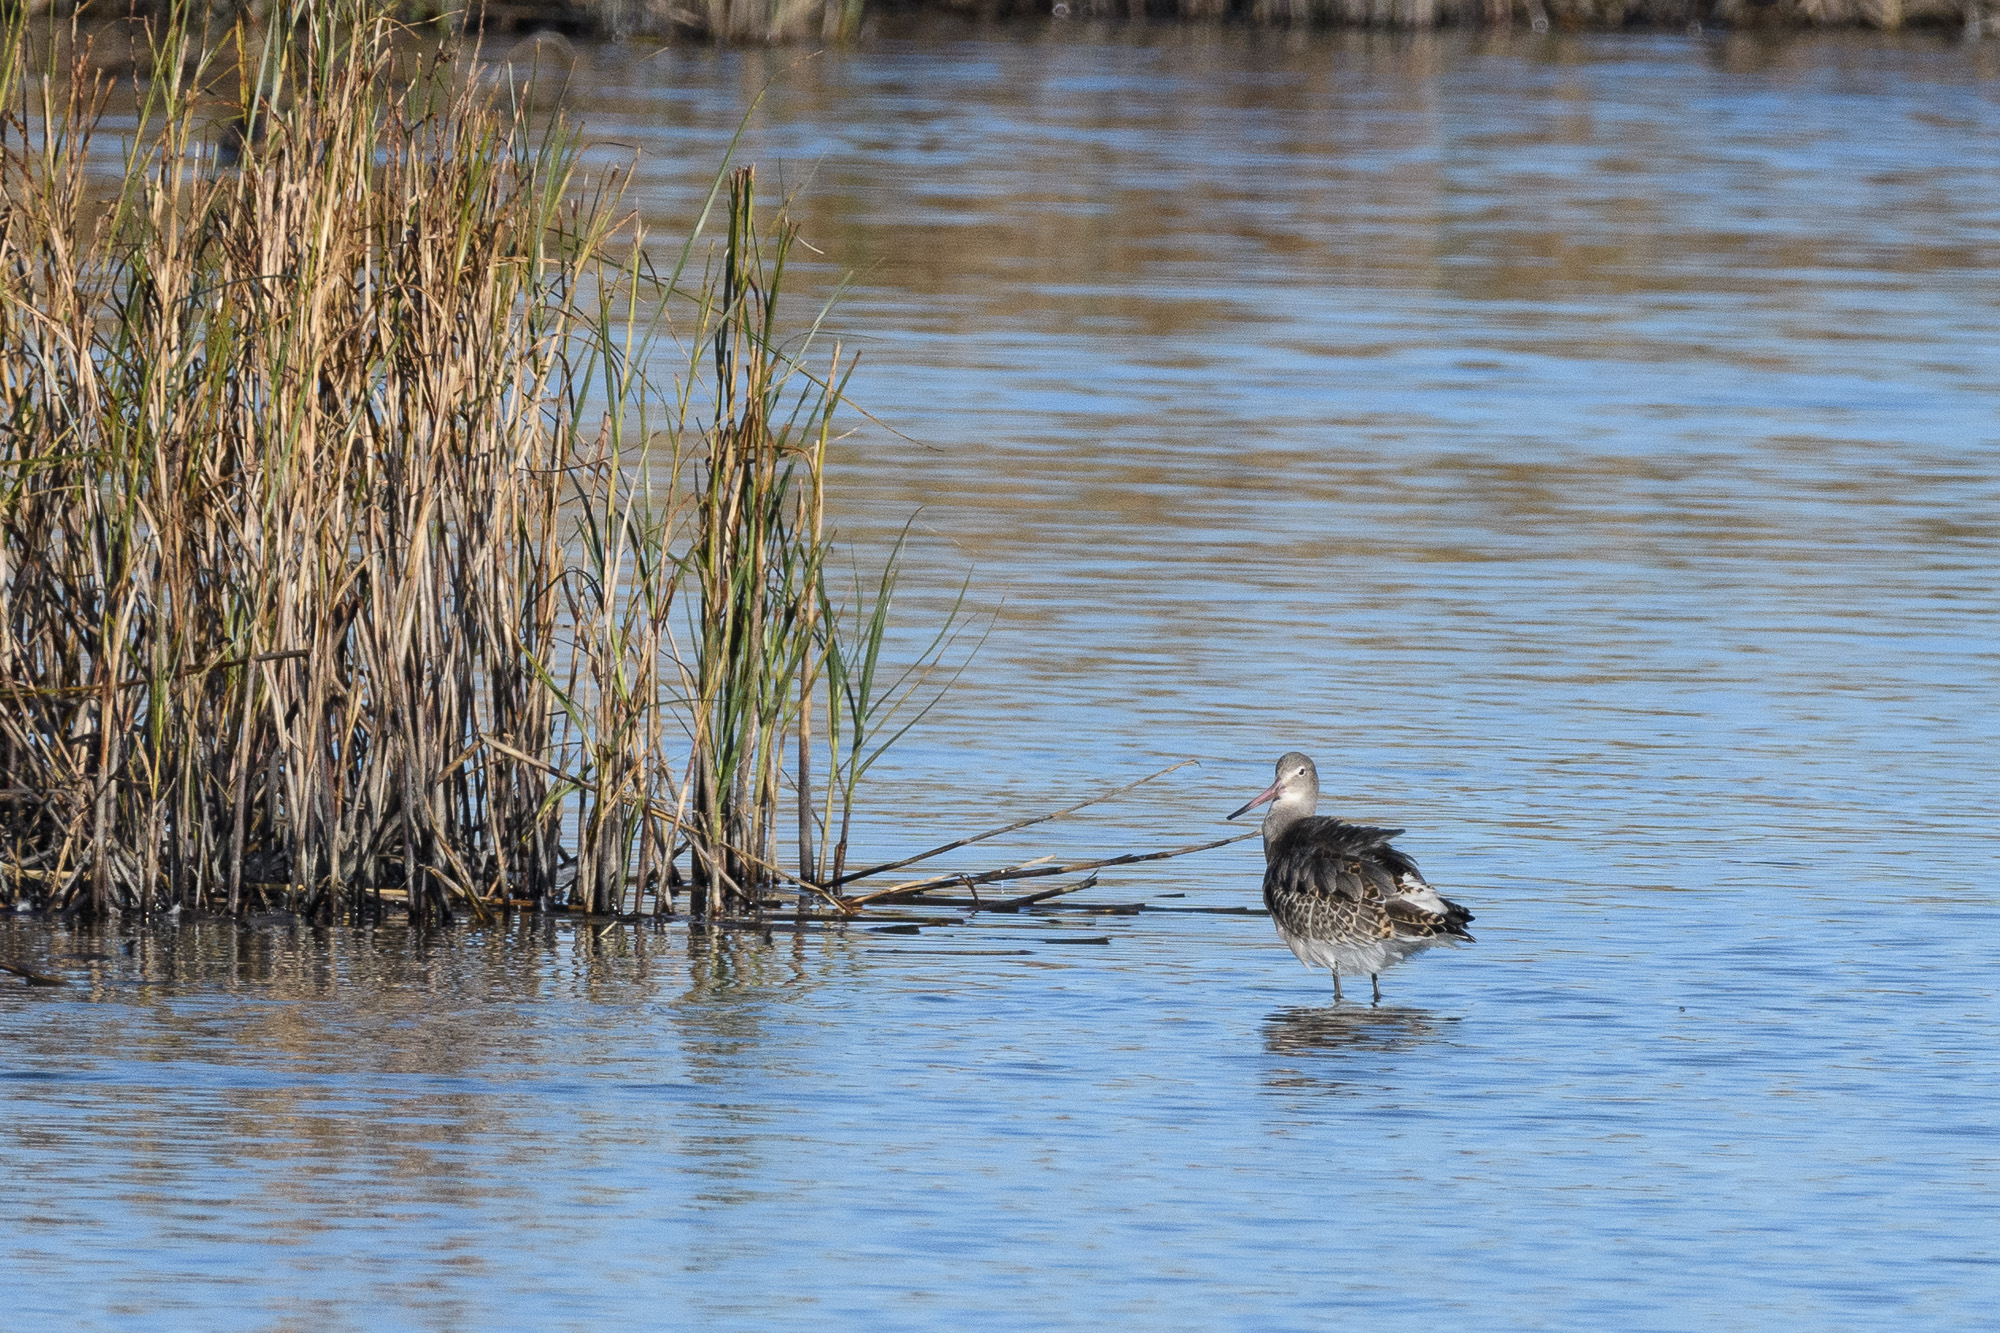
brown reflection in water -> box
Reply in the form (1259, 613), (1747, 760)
(583, 27), (2000, 336)
(555, 27), (2000, 595)
(0, 913), (876, 1269)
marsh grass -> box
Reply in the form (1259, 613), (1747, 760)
(0, 4), (1253, 932)
(0, 7), (591, 923)
(0, 3), (976, 923)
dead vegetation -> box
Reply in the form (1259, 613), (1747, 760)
(0, 5), (1246, 928)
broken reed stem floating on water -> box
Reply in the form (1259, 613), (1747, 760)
(835, 830), (1263, 909)
(0, 959), (66, 986)
(826, 758), (1197, 889)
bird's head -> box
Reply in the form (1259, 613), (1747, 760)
(1228, 751), (1319, 821)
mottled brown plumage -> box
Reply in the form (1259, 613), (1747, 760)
(1230, 752), (1473, 1001)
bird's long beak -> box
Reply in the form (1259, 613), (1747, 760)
(1228, 780), (1282, 821)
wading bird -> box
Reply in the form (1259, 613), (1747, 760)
(1229, 752), (1473, 1002)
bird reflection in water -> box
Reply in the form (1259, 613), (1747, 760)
(1261, 1004), (1454, 1093)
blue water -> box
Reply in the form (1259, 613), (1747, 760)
(5, 23), (2000, 1330)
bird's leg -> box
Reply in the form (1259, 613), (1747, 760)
(1371, 973), (1381, 1004)
(1331, 970), (1343, 1002)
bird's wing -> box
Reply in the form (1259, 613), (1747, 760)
(1323, 820), (1405, 852)
(1372, 848), (1475, 940)
(1266, 837), (1374, 904)
(1266, 819), (1474, 940)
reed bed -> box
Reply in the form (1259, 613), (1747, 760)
(0, 7), (581, 923)
(0, 3), (960, 924)
(0, 5), (1258, 931)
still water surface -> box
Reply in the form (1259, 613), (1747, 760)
(6, 24), (2000, 1329)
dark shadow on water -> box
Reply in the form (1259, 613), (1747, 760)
(1261, 1004), (1456, 1093)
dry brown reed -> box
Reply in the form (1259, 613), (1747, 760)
(0, 5), (1254, 930)
(0, 3), (907, 923)
(0, 7), (604, 923)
